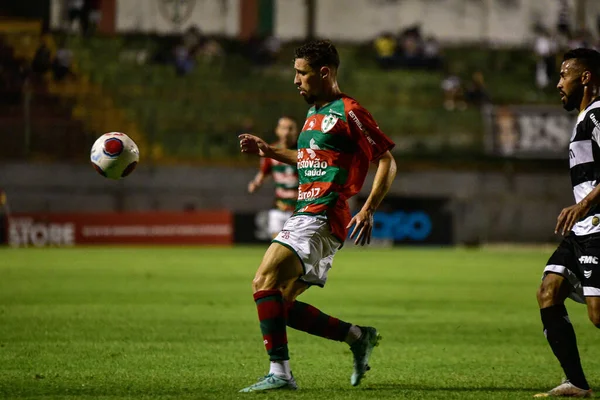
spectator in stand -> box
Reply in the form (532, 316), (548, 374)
(423, 36), (442, 70)
(533, 24), (558, 90)
(173, 39), (194, 76)
(464, 71), (490, 107)
(31, 39), (52, 79)
(52, 40), (75, 81)
(65, 0), (88, 35)
(373, 32), (397, 70)
(441, 70), (466, 111)
(86, 0), (102, 35)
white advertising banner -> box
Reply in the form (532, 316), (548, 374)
(484, 105), (576, 159)
(116, 0), (240, 35)
(275, 0), (600, 44)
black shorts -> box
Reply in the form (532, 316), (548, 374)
(544, 233), (600, 303)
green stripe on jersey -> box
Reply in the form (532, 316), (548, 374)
(298, 130), (355, 154)
(295, 191), (339, 210)
(315, 98), (347, 121)
(299, 165), (348, 185)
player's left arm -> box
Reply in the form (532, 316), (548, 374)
(556, 111), (600, 235)
(556, 185), (600, 235)
(349, 151), (397, 245)
(346, 106), (397, 245)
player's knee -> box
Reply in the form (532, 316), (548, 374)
(588, 309), (600, 327)
(537, 282), (559, 308)
(252, 271), (278, 292)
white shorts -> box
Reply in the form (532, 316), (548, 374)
(273, 214), (341, 287)
(268, 209), (293, 236)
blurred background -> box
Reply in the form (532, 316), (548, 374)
(2, 0), (600, 248)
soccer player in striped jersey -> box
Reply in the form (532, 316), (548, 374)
(248, 116), (299, 239)
(535, 48), (600, 398)
(238, 40), (397, 392)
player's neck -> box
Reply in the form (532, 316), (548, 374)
(579, 86), (600, 112)
(314, 84), (342, 109)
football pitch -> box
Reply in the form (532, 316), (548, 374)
(1, 246), (599, 400)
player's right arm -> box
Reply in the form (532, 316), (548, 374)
(239, 134), (297, 165)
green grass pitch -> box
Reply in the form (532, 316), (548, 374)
(1, 246), (599, 399)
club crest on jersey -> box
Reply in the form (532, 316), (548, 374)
(321, 115), (338, 133)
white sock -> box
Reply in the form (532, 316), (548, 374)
(269, 360), (291, 379)
(345, 325), (363, 345)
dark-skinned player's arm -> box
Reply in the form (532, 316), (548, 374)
(239, 134), (297, 165)
(556, 112), (600, 235)
(348, 150), (397, 245)
(555, 186), (600, 235)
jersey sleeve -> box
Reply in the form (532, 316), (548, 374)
(259, 157), (273, 175)
(347, 105), (395, 162)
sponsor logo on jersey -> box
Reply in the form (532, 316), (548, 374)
(348, 110), (376, 145)
(590, 112), (600, 130)
(584, 269), (593, 279)
(579, 255), (599, 265)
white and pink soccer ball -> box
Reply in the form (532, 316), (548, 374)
(90, 132), (139, 180)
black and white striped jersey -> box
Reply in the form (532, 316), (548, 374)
(570, 98), (600, 235)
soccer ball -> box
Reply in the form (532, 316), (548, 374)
(90, 132), (139, 180)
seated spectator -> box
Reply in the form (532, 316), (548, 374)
(373, 32), (397, 70)
(86, 0), (102, 35)
(396, 25), (431, 69)
(441, 72), (465, 111)
(533, 24), (557, 90)
(183, 25), (206, 57)
(464, 71), (490, 107)
(173, 40), (194, 76)
(423, 36), (442, 70)
(247, 34), (280, 67)
(52, 43), (75, 81)
(31, 40), (52, 77)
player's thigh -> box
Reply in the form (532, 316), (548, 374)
(253, 242), (304, 292)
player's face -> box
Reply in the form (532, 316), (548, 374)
(275, 117), (298, 147)
(557, 60), (585, 112)
(294, 58), (323, 104)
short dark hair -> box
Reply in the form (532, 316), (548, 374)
(563, 48), (600, 76)
(294, 40), (340, 70)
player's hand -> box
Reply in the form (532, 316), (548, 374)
(239, 134), (271, 157)
(347, 209), (374, 246)
(248, 180), (259, 193)
(555, 201), (590, 236)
